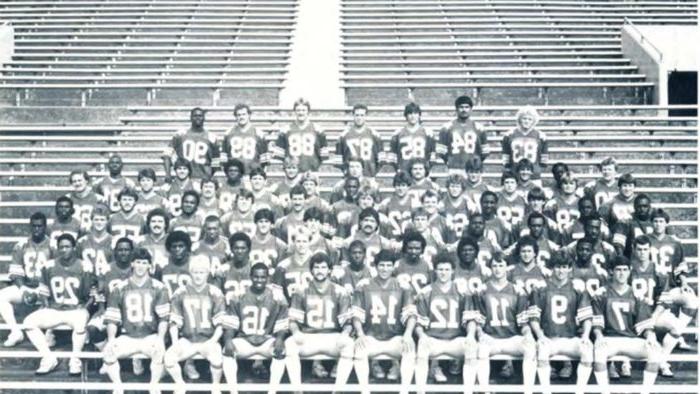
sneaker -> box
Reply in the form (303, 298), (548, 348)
(184, 359), (200, 380)
(371, 360), (386, 379)
(45, 330), (56, 348)
(330, 363), (338, 379)
(311, 360), (329, 379)
(69, 358), (82, 376)
(620, 361), (632, 378)
(677, 336), (693, 350)
(659, 362), (674, 378)
(35, 357), (58, 375)
(558, 361), (573, 379)
(3, 331), (24, 347)
(386, 361), (400, 381)
(430, 364), (447, 383)
(499, 361), (514, 379)
(132, 358), (144, 376)
(608, 363), (620, 380)
(99, 363), (108, 375)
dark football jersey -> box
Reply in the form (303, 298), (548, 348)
(289, 281), (352, 334)
(496, 193), (528, 228)
(592, 285), (654, 338)
(416, 282), (470, 340)
(630, 260), (670, 308)
(77, 232), (113, 278)
(160, 261), (192, 299)
(163, 128), (219, 180)
(93, 176), (135, 213)
(48, 218), (82, 251)
(170, 284), (227, 342)
(584, 179), (618, 209)
(250, 234), (287, 269)
(529, 280), (593, 338)
(436, 118), (488, 170)
(454, 262), (490, 295)
(545, 194), (581, 234)
(97, 262), (132, 305)
(612, 217), (653, 256)
(439, 195), (474, 239)
(37, 259), (95, 311)
(192, 237), (229, 275)
(217, 182), (245, 214)
(507, 263), (549, 295)
(501, 128), (549, 176)
(271, 255), (313, 301)
(68, 190), (103, 230)
(353, 277), (415, 340)
(272, 122), (328, 172)
(215, 261), (252, 305)
(222, 209), (256, 239)
(379, 194), (413, 239)
(333, 262), (376, 294)
(599, 194), (634, 228)
(108, 211), (144, 244)
(393, 258), (432, 294)
(220, 124), (270, 173)
(165, 178), (196, 217)
(470, 281), (530, 339)
(137, 234), (169, 271)
(104, 277), (170, 338)
(335, 125), (383, 177)
(649, 234), (686, 283)
(386, 125), (436, 174)
(225, 287), (289, 346)
(170, 212), (205, 242)
(135, 191), (168, 219)
(572, 263), (608, 298)
(9, 236), (52, 288)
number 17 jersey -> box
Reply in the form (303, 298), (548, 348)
(170, 283), (227, 343)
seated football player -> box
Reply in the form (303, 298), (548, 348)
(301, 171), (331, 213)
(165, 256), (226, 394)
(462, 213), (501, 271)
(599, 173), (637, 229)
(271, 226), (315, 301)
(94, 154), (137, 213)
(170, 190), (205, 241)
(583, 157), (619, 209)
(479, 191), (513, 250)
(529, 253), (594, 394)
(506, 236), (550, 294)
(222, 189), (257, 239)
(506, 213), (560, 269)
(250, 208), (287, 269)
(108, 187), (145, 246)
(463, 157), (491, 210)
(160, 231), (194, 298)
(340, 208), (399, 265)
(274, 185), (307, 244)
(192, 215), (230, 275)
(352, 250), (416, 392)
(271, 156), (302, 210)
(563, 214), (616, 272)
(591, 255), (661, 394)
(406, 207), (445, 264)
(406, 159), (440, 208)
(454, 236), (491, 295)
(414, 252), (477, 392)
(335, 240), (376, 295)
(285, 252), (355, 390)
(570, 238), (609, 298)
(496, 171), (528, 228)
(103, 248), (169, 394)
(163, 158), (196, 217)
(48, 195), (82, 251)
(135, 168), (168, 218)
(137, 208), (170, 271)
(332, 176), (362, 237)
(611, 193), (653, 257)
(469, 253), (537, 394)
(352, 188), (394, 238)
(77, 204), (113, 278)
(218, 158), (246, 214)
(378, 171), (413, 239)
(222, 262), (289, 394)
(303, 207), (337, 260)
(565, 196), (610, 243)
(248, 166), (283, 217)
(216, 232), (253, 304)
(24, 234), (94, 375)
(439, 174), (476, 239)
(515, 159), (539, 199)
(329, 159), (379, 204)
(544, 171), (581, 235)
(0, 212), (52, 347)
(198, 177), (221, 219)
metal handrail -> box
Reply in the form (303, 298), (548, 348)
(623, 17), (664, 62)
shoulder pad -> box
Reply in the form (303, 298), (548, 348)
(539, 131), (547, 141)
(151, 278), (166, 290)
(114, 279), (130, 291)
(171, 286), (186, 298)
(514, 285), (527, 297)
(14, 239), (28, 250)
(440, 120), (453, 130)
(175, 129), (187, 136)
(276, 258), (291, 270)
(207, 133), (217, 143)
(269, 285), (287, 302)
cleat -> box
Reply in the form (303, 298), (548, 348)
(620, 361), (631, 378)
(371, 360), (386, 379)
(184, 359), (200, 380)
(45, 330), (56, 348)
(311, 360), (329, 379)
(3, 331), (25, 347)
(558, 361), (573, 379)
(448, 359), (461, 376)
(132, 358), (144, 376)
(430, 364), (447, 383)
(499, 361), (514, 379)
(69, 358), (82, 376)
(35, 357), (58, 375)
(386, 361), (400, 381)
(608, 363), (620, 380)
(677, 336), (693, 351)
(659, 363), (674, 378)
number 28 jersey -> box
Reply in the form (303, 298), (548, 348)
(104, 277), (170, 338)
(170, 284), (227, 343)
(288, 281), (353, 334)
(352, 277), (416, 341)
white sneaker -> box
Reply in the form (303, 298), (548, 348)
(35, 357), (58, 375)
(620, 360), (632, 378)
(3, 330), (24, 347)
(45, 330), (56, 348)
(184, 359), (200, 380)
(132, 357), (144, 376)
(430, 364), (447, 383)
(659, 362), (674, 377)
(69, 358), (82, 375)
(98, 363), (108, 375)
(677, 336), (692, 350)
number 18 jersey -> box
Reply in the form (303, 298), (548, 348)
(105, 277), (170, 338)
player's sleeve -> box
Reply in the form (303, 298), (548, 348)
(351, 284), (366, 323)
(162, 132), (181, 160)
(8, 242), (26, 281)
(169, 289), (185, 328)
(654, 272), (672, 309)
(476, 123), (490, 158)
(633, 297), (654, 336)
(210, 287), (227, 328)
(611, 222), (629, 250)
(153, 281), (171, 322)
(527, 287), (546, 322)
(37, 265), (51, 299)
(220, 134), (231, 163)
(384, 132), (399, 167)
(414, 288), (431, 329)
(336, 286), (353, 327)
(400, 285), (417, 324)
(222, 298), (241, 331)
(256, 130), (272, 166)
(270, 127), (288, 161)
(538, 131), (549, 165)
(575, 289), (594, 325)
(78, 269), (97, 304)
(672, 241), (688, 282)
(288, 291), (305, 325)
(272, 293), (290, 334)
(104, 285), (123, 326)
(501, 133), (512, 168)
(317, 129), (330, 162)
(590, 290), (606, 329)
(269, 263), (285, 294)
(514, 288), (531, 328)
(434, 126), (449, 161)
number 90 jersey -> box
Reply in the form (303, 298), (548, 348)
(501, 128), (548, 176)
(591, 286), (654, 338)
(352, 277), (416, 341)
(469, 281), (530, 339)
(225, 286), (289, 346)
(415, 282), (471, 340)
(170, 284), (227, 343)
(105, 277), (170, 338)
(164, 129), (219, 180)
(288, 281), (353, 334)
(528, 281), (593, 338)
(37, 259), (95, 311)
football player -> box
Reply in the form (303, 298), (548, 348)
(48, 196), (82, 251)
(584, 157), (619, 208)
(76, 204), (113, 278)
(163, 158), (196, 217)
(220, 103), (270, 174)
(385, 102), (436, 174)
(67, 170), (103, 231)
(496, 171), (528, 228)
(436, 95), (489, 176)
(218, 159), (246, 214)
(222, 189), (257, 239)
(379, 171), (413, 239)
(94, 154), (136, 213)
(335, 104), (383, 177)
(108, 187), (144, 245)
(250, 208), (287, 269)
(271, 98), (329, 172)
(274, 185), (307, 244)
(611, 193), (653, 257)
(479, 191), (513, 250)
(160, 231), (194, 299)
(162, 107), (220, 182)
(192, 215), (230, 275)
(599, 173), (636, 228)
(137, 208), (170, 271)
(170, 190), (205, 241)
(501, 106), (549, 182)
(439, 174), (476, 239)
(135, 168), (168, 218)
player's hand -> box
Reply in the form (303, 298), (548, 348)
(292, 331), (304, 346)
(402, 334), (415, 354)
(580, 336), (593, 348)
(273, 337), (286, 359)
(356, 335), (368, 352)
(224, 340), (236, 358)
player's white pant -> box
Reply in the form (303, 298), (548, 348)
(414, 336), (472, 392)
(477, 334), (537, 394)
(165, 338), (222, 394)
(537, 337), (594, 394)
(103, 334), (165, 394)
(285, 332), (354, 390)
(0, 285), (33, 340)
(23, 307), (89, 360)
(593, 336), (661, 394)
(222, 337), (286, 394)
(354, 336), (416, 394)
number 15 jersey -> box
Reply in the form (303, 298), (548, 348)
(289, 281), (352, 334)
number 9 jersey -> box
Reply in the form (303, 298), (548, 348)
(104, 277), (170, 338)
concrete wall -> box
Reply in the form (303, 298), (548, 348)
(0, 24), (14, 66)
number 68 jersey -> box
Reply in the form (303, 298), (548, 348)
(105, 277), (170, 338)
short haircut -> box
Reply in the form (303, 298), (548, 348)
(352, 103), (368, 113)
(200, 177), (218, 189)
(411, 207), (429, 220)
(403, 102), (421, 117)
(373, 249), (398, 265)
(68, 170), (89, 183)
(527, 187), (546, 202)
(401, 230), (426, 252)
(527, 212), (546, 226)
(301, 171), (319, 186)
(420, 190), (439, 202)
(138, 168), (157, 181)
(634, 193), (651, 205)
(549, 252), (571, 267)
(409, 158), (430, 175)
(229, 232), (252, 250)
(29, 211), (47, 225)
(56, 233), (76, 247)
(166, 231), (192, 251)
(358, 208), (379, 224)
(237, 189), (255, 203)
(289, 184), (307, 198)
(189, 255), (211, 272)
(132, 247), (153, 263)
(182, 190), (200, 206)
(433, 251), (456, 270)
(309, 252), (332, 271)
(249, 166), (266, 179)
(233, 103), (251, 116)
(650, 208), (670, 223)
(250, 262), (269, 277)
(118, 187), (139, 201)
(618, 173), (636, 187)
(114, 237), (134, 250)
(516, 235), (539, 256)
(55, 195), (74, 208)
(303, 206), (324, 222)
(446, 174), (465, 188)
(611, 254), (631, 268)
(578, 196), (597, 211)
(283, 156), (300, 168)
(500, 171), (518, 185)
(147, 208), (170, 231)
(173, 158), (192, 173)
(393, 171), (413, 186)
(599, 157), (617, 169)
(480, 190), (498, 203)
(254, 208), (275, 223)
(457, 236), (480, 255)
(465, 156), (483, 173)
(293, 97), (311, 111)
(454, 95), (474, 109)
(92, 204), (111, 218)
(349, 239), (366, 251)
(203, 215), (220, 225)
(633, 235), (651, 248)
(516, 158), (534, 171)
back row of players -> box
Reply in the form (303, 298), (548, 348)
(0, 97), (697, 392)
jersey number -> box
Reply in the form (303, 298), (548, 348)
(430, 298), (460, 329)
(370, 294), (398, 325)
(125, 292), (154, 324)
(50, 277), (80, 306)
(241, 306), (270, 335)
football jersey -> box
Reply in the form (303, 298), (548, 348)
(77, 232), (113, 278)
(566, 218), (610, 243)
(572, 263), (608, 297)
(591, 285), (654, 338)
(48, 218), (82, 251)
(93, 176), (136, 213)
(274, 212), (305, 245)
(463, 181), (490, 211)
(501, 128), (549, 176)
(416, 282), (470, 340)
(222, 210), (256, 239)
(563, 239), (616, 272)
(68, 190), (103, 230)
(612, 217), (653, 257)
(496, 192), (527, 228)
(220, 124), (270, 173)
(335, 125), (383, 177)
(599, 194), (634, 228)
(97, 262), (132, 305)
(289, 281), (352, 334)
(649, 234), (686, 282)
(333, 262), (376, 294)
(108, 211), (144, 244)
(379, 194), (412, 239)
(217, 182), (245, 214)
(198, 197), (221, 219)
(475, 235), (500, 270)
(104, 277), (170, 338)
(9, 236), (52, 288)
(584, 179), (618, 209)
(165, 178), (196, 217)
(393, 258), (432, 294)
(341, 232), (395, 265)
(440, 196), (474, 239)
(215, 260), (252, 305)
(135, 191), (168, 219)
(505, 235), (559, 269)
(332, 200), (362, 238)
(225, 286), (289, 346)
(137, 234), (169, 271)
(160, 261), (192, 298)
(507, 263), (549, 295)
(192, 236), (230, 275)
(353, 277), (415, 340)
(272, 122), (328, 172)
(386, 125), (436, 173)
(164, 128), (220, 180)
(484, 216), (513, 250)
(170, 284), (226, 342)
(630, 260), (670, 308)
(251, 190), (283, 218)
(436, 118), (488, 171)
(37, 258), (95, 311)
(406, 179), (441, 209)
(270, 255), (313, 301)
(271, 176), (301, 209)
(470, 281), (530, 338)
(250, 234), (288, 269)
(529, 280), (593, 338)
(171, 212), (205, 242)
(454, 262), (490, 295)
(545, 194), (581, 233)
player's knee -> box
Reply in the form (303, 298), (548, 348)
(536, 342), (550, 362)
(338, 336), (354, 358)
(103, 343), (117, 364)
(416, 338), (430, 360)
(87, 326), (106, 344)
(164, 348), (179, 368)
(593, 346), (608, 364)
(580, 344), (594, 365)
(284, 337), (299, 356)
(522, 340), (536, 361)
(477, 344), (491, 360)
(354, 344), (368, 360)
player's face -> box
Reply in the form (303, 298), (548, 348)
(284, 163), (299, 179)
(321, 220), (336, 237)
(190, 109), (205, 128)
(612, 265), (630, 285)
(576, 241), (593, 264)
(405, 111), (420, 126)
(190, 265), (209, 286)
(395, 183), (409, 197)
(435, 262), (453, 283)
(376, 260), (394, 280)
(553, 263), (571, 282)
(353, 108), (367, 128)
(201, 182), (216, 199)
(467, 215), (485, 237)
(348, 161), (363, 178)
(181, 195), (198, 215)
(448, 182), (463, 198)
(634, 243), (651, 264)
(149, 215), (166, 235)
(131, 258), (151, 278)
(237, 197), (252, 213)
(620, 182), (635, 198)
(311, 261), (330, 282)
(294, 104), (309, 123)
(456, 103), (472, 120)
(231, 240), (250, 262)
(70, 174), (88, 192)
(169, 240), (189, 261)
(410, 164), (426, 180)
(305, 218), (321, 235)
(250, 175), (266, 191)
(120, 195), (136, 212)
(518, 168), (532, 181)
(56, 200), (73, 219)
(349, 246), (366, 265)
(56, 239), (75, 262)
(234, 108), (250, 126)
(552, 166), (567, 182)
(528, 217), (545, 238)
(491, 260), (508, 279)
(344, 179), (360, 198)
(601, 164), (616, 180)
(225, 165), (242, 182)
(358, 194), (375, 209)
(294, 233), (310, 255)
(458, 243), (477, 265)
(652, 217), (667, 235)
(139, 176), (154, 192)
(518, 114), (536, 130)
(405, 240), (424, 260)
(290, 193), (305, 211)
(561, 180), (577, 195)
(584, 220), (601, 239)
(634, 197), (651, 219)
(502, 178), (517, 193)
(302, 180), (317, 196)
(256, 218), (272, 234)
(107, 156), (123, 175)
(467, 170), (481, 183)
(412, 215), (428, 231)
(423, 196), (438, 214)
(528, 198), (545, 213)
(92, 215), (108, 232)
(480, 195), (497, 215)
(30, 219), (47, 239)
(250, 268), (268, 292)
(204, 221), (220, 241)
(360, 216), (378, 234)
(579, 199), (595, 218)
(114, 241), (133, 264)
(175, 165), (190, 180)
(519, 245), (536, 265)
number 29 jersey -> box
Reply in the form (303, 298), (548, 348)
(225, 286), (289, 346)
(170, 283), (227, 343)
(289, 281), (353, 334)
(352, 277), (416, 341)
(104, 277), (170, 338)
(37, 259), (95, 311)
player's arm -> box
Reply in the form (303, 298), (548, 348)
(501, 133), (512, 169)
(527, 289), (547, 341)
(207, 290), (227, 344)
(538, 132), (549, 167)
(161, 135), (178, 183)
(8, 244), (27, 288)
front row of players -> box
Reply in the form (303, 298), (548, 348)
(14, 230), (691, 394)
